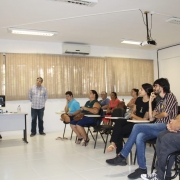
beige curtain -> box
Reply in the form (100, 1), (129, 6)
(106, 57), (154, 96)
(5, 54), (105, 100)
(0, 54), (5, 95)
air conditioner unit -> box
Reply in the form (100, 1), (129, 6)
(62, 44), (90, 55)
(51, 0), (98, 7)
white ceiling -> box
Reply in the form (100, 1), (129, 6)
(0, 0), (180, 50)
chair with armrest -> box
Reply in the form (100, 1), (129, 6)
(93, 108), (125, 153)
(83, 108), (104, 145)
(57, 113), (73, 140)
(62, 121), (73, 140)
(165, 150), (180, 180)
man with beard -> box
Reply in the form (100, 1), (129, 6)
(106, 78), (178, 179)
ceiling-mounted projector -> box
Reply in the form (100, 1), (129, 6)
(140, 40), (157, 46)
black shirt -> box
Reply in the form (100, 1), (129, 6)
(135, 97), (149, 118)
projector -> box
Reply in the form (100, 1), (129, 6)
(140, 40), (157, 46)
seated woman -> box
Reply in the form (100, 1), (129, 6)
(70, 90), (100, 146)
(127, 88), (139, 111)
(106, 83), (155, 154)
(101, 92), (121, 134)
(106, 92), (120, 115)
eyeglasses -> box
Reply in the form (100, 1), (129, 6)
(101, 94), (105, 95)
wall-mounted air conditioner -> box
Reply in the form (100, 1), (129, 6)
(62, 44), (90, 55)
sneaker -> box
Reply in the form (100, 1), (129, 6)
(39, 132), (46, 136)
(141, 172), (158, 180)
(30, 133), (36, 137)
(106, 156), (127, 166)
(128, 168), (147, 179)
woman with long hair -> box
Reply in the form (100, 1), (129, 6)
(106, 83), (155, 154)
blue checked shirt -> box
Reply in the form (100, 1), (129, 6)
(29, 85), (48, 109)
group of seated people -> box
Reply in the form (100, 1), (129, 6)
(60, 78), (179, 180)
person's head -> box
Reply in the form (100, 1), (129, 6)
(89, 90), (98, 100)
(100, 91), (107, 100)
(36, 77), (43, 87)
(110, 92), (117, 100)
(65, 91), (73, 102)
(139, 83), (153, 97)
(153, 78), (170, 94)
(131, 88), (139, 97)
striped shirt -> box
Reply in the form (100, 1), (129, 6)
(154, 93), (178, 123)
(29, 85), (48, 109)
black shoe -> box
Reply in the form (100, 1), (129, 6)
(39, 132), (46, 136)
(30, 133), (36, 137)
(128, 168), (147, 179)
(0, 134), (2, 139)
(106, 156), (127, 166)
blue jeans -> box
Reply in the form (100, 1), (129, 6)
(70, 116), (96, 126)
(31, 108), (44, 133)
(120, 123), (167, 169)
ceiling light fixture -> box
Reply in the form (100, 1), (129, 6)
(8, 28), (58, 36)
(166, 17), (180, 25)
(121, 39), (141, 45)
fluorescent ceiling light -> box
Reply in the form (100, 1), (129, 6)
(121, 39), (141, 45)
(8, 28), (58, 36)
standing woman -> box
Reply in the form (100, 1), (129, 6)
(106, 83), (155, 154)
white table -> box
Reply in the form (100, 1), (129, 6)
(0, 112), (28, 143)
(127, 120), (150, 123)
(84, 115), (101, 117)
(104, 117), (127, 120)
(55, 111), (65, 115)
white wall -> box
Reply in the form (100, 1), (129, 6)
(158, 45), (180, 104)
(0, 39), (155, 136)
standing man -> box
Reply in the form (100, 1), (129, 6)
(99, 91), (110, 110)
(106, 78), (178, 179)
(61, 91), (80, 123)
(29, 77), (48, 137)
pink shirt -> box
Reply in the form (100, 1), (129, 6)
(109, 99), (120, 110)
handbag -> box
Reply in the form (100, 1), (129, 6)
(73, 113), (85, 121)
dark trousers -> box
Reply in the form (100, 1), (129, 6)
(156, 130), (180, 180)
(31, 107), (44, 133)
(110, 119), (134, 154)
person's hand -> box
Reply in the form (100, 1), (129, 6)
(81, 106), (85, 110)
(167, 119), (179, 133)
(130, 113), (135, 119)
(150, 92), (156, 102)
(67, 113), (73, 116)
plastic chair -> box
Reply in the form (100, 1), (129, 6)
(165, 150), (180, 180)
(94, 108), (125, 153)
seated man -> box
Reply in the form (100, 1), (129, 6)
(141, 115), (180, 180)
(61, 91), (80, 123)
(99, 91), (110, 110)
(106, 78), (178, 179)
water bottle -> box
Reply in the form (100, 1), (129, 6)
(17, 105), (21, 113)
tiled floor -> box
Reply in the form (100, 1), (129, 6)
(0, 130), (177, 180)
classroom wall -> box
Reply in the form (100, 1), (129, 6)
(158, 45), (180, 104)
(0, 39), (156, 136)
